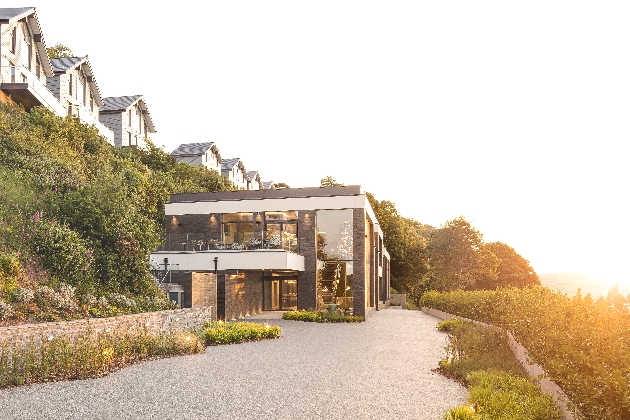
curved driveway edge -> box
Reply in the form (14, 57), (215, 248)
(0, 308), (466, 419)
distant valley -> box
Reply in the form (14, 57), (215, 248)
(539, 273), (625, 298)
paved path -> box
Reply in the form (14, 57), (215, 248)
(0, 308), (466, 420)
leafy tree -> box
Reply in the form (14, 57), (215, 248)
(320, 176), (344, 187)
(46, 43), (74, 58)
(427, 216), (499, 291)
(272, 182), (290, 189)
(477, 242), (540, 289)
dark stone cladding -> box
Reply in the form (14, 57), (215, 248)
(168, 185), (363, 203)
(297, 210), (317, 310)
(352, 208), (366, 319)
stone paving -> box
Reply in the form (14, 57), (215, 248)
(0, 308), (467, 419)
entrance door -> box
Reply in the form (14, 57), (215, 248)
(264, 277), (298, 311)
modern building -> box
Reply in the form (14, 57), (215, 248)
(221, 158), (248, 190)
(1, 7), (114, 144)
(150, 185), (391, 321)
(171, 142), (222, 172)
(1, 7), (66, 116)
(99, 95), (155, 148)
(46, 56), (114, 143)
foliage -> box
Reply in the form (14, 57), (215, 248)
(0, 328), (204, 388)
(478, 242), (539, 289)
(46, 43), (73, 58)
(424, 287), (630, 420)
(282, 310), (363, 323)
(272, 182), (290, 189)
(0, 102), (233, 322)
(319, 176), (344, 187)
(194, 321), (281, 345)
(438, 319), (561, 420)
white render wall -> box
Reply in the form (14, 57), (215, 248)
(151, 250), (305, 272)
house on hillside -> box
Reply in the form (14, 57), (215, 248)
(171, 142), (222, 173)
(221, 158), (248, 190)
(46, 56), (114, 143)
(151, 185), (391, 321)
(247, 171), (263, 190)
(99, 95), (156, 148)
(0, 7), (65, 116)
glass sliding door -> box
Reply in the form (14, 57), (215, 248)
(264, 276), (298, 311)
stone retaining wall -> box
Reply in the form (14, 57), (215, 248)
(390, 293), (406, 309)
(422, 307), (577, 420)
(0, 307), (213, 350)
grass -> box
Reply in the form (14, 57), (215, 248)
(0, 328), (204, 388)
(282, 310), (363, 323)
(438, 319), (562, 420)
(1, 321), (282, 388)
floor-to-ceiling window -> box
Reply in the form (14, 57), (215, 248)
(316, 209), (354, 313)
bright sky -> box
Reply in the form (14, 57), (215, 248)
(34, 1), (630, 292)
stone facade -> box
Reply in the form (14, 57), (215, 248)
(297, 210), (317, 310)
(224, 271), (263, 320)
(352, 208), (367, 318)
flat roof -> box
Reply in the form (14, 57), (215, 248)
(169, 185), (363, 203)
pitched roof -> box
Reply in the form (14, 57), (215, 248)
(262, 181), (274, 189)
(50, 56), (85, 73)
(101, 95), (156, 132)
(247, 171), (261, 182)
(221, 158), (242, 170)
(171, 142), (216, 156)
(0, 7), (33, 23)
(101, 95), (143, 112)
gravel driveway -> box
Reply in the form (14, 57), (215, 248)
(0, 308), (466, 419)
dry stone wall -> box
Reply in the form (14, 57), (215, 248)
(0, 307), (213, 351)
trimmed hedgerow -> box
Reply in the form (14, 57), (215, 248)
(424, 286), (630, 420)
(194, 321), (281, 345)
(282, 310), (363, 323)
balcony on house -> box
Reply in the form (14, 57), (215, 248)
(156, 231), (299, 254)
(0, 65), (65, 116)
(72, 105), (114, 145)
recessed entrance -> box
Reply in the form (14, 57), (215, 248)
(264, 275), (298, 311)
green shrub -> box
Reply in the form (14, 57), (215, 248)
(195, 321), (281, 346)
(436, 318), (470, 333)
(282, 310), (363, 323)
(424, 286), (630, 419)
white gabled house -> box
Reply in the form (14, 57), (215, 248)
(99, 95), (156, 148)
(247, 171), (264, 191)
(262, 181), (274, 190)
(0, 7), (65, 116)
(221, 158), (248, 190)
(171, 142), (222, 173)
(46, 56), (114, 143)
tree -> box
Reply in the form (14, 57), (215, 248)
(46, 43), (74, 58)
(320, 176), (344, 187)
(477, 242), (540, 289)
(427, 216), (499, 291)
(272, 182), (290, 189)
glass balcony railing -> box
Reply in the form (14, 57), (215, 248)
(155, 232), (299, 254)
(0, 65), (66, 116)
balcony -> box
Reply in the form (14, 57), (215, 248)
(156, 232), (299, 254)
(73, 106), (114, 145)
(0, 65), (65, 116)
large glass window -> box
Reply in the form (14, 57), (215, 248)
(316, 209), (354, 313)
(222, 213), (254, 249)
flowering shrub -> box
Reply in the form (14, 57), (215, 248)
(282, 310), (364, 323)
(0, 328), (205, 388)
(0, 301), (14, 320)
(422, 286), (630, 420)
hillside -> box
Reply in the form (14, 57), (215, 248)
(0, 102), (233, 323)
(539, 273), (613, 298)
